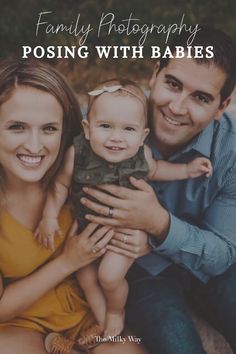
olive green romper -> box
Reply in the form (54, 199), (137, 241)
(70, 133), (149, 230)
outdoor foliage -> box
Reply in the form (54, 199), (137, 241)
(0, 0), (235, 92)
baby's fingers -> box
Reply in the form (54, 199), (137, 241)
(34, 229), (47, 247)
(47, 235), (55, 251)
(35, 231), (47, 248)
(200, 164), (212, 177)
(55, 226), (63, 238)
(34, 228), (40, 240)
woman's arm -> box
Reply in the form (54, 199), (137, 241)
(107, 228), (151, 259)
(0, 223), (113, 322)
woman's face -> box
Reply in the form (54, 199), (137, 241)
(0, 85), (63, 186)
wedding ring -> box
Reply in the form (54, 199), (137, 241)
(123, 235), (128, 244)
(108, 207), (114, 218)
(92, 246), (99, 254)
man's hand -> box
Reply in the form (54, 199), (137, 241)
(80, 176), (170, 241)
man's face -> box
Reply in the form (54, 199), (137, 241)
(149, 57), (230, 157)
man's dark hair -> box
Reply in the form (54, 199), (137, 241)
(159, 26), (236, 103)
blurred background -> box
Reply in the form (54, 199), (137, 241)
(0, 0), (235, 112)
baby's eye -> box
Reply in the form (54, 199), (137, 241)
(100, 124), (111, 128)
(125, 126), (136, 131)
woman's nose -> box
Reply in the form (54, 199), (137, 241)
(169, 94), (188, 115)
(24, 130), (43, 153)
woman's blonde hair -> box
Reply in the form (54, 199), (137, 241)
(0, 59), (82, 193)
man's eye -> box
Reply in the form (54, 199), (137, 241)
(125, 127), (135, 131)
(195, 94), (210, 104)
(166, 79), (180, 90)
(100, 124), (111, 128)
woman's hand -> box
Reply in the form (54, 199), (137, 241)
(107, 228), (151, 259)
(59, 221), (114, 273)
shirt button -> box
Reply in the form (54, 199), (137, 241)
(108, 164), (114, 169)
(85, 175), (91, 180)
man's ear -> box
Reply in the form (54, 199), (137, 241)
(82, 119), (90, 139)
(214, 96), (231, 121)
(149, 61), (161, 89)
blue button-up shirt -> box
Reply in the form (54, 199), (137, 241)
(137, 113), (236, 282)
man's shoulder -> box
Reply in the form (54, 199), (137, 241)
(212, 113), (236, 172)
(218, 113), (236, 135)
(215, 113), (236, 148)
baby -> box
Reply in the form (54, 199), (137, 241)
(35, 79), (212, 339)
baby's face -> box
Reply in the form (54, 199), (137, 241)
(83, 93), (149, 163)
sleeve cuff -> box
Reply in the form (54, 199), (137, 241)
(149, 213), (189, 255)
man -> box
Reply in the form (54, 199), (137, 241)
(80, 27), (236, 353)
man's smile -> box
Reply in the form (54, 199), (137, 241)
(161, 109), (188, 127)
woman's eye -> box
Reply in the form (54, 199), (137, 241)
(8, 123), (24, 130)
(43, 125), (58, 133)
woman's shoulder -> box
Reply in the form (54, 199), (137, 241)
(0, 206), (73, 279)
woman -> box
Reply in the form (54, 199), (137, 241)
(0, 59), (146, 354)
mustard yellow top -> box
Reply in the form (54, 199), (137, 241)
(0, 207), (94, 337)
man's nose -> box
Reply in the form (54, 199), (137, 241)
(24, 130), (43, 153)
(169, 94), (188, 115)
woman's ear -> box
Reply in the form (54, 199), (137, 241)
(149, 61), (161, 89)
(82, 119), (90, 140)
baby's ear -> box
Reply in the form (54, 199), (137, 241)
(82, 119), (90, 140)
(140, 128), (150, 146)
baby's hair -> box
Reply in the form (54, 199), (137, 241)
(87, 78), (148, 122)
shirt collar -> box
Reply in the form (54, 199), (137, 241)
(181, 121), (216, 158)
(148, 120), (216, 160)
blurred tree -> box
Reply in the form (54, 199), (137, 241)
(0, 0), (235, 90)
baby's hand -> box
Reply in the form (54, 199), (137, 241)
(187, 157), (212, 178)
(34, 217), (62, 251)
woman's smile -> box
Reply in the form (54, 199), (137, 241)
(16, 153), (45, 167)
(0, 85), (63, 185)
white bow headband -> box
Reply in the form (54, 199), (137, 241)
(88, 84), (147, 109)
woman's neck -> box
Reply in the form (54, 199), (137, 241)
(3, 180), (46, 231)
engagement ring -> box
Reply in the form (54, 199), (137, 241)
(108, 207), (114, 218)
(123, 235), (128, 244)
